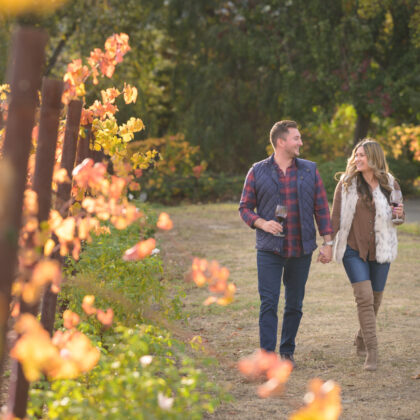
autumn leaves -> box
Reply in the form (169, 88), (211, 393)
(237, 349), (342, 418)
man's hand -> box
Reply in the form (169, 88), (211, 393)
(317, 244), (332, 264)
(254, 218), (283, 236)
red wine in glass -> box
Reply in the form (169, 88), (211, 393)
(274, 205), (287, 237)
(390, 190), (403, 223)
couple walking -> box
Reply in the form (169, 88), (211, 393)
(239, 120), (404, 371)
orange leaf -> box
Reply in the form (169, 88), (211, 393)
(11, 302), (20, 318)
(63, 310), (80, 329)
(193, 165), (204, 178)
(192, 271), (207, 287)
(157, 212), (173, 230)
(82, 295), (96, 315)
(109, 176), (126, 200)
(237, 349), (291, 387)
(96, 308), (114, 327)
(64, 331), (100, 372)
(23, 189), (38, 215)
(289, 379), (342, 420)
(11, 314), (59, 381)
(54, 217), (76, 242)
(31, 259), (61, 285)
(24, 216), (38, 233)
(53, 168), (70, 184)
(257, 377), (286, 398)
(122, 238), (156, 261)
(203, 296), (218, 306)
(101, 87), (121, 104)
(44, 238), (56, 257)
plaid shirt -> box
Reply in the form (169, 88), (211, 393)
(239, 158), (333, 257)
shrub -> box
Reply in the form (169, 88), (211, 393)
(29, 324), (225, 420)
(139, 172), (244, 204)
(28, 206), (226, 419)
(128, 134), (243, 204)
(60, 205), (182, 325)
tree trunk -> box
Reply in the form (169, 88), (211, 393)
(353, 112), (371, 146)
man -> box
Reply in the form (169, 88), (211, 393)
(239, 120), (333, 367)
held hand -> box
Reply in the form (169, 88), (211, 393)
(317, 244), (332, 264)
(261, 220), (283, 236)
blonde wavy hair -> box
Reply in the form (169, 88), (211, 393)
(336, 139), (392, 203)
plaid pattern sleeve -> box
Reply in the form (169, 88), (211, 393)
(239, 167), (260, 228)
(314, 168), (333, 236)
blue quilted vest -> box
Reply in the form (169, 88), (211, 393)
(253, 155), (317, 255)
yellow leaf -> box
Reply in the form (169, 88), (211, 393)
(123, 83), (138, 104)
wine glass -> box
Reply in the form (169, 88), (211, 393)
(274, 205), (287, 237)
(390, 190), (403, 223)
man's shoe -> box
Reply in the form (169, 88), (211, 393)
(280, 353), (296, 368)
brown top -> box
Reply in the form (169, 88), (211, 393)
(331, 179), (402, 261)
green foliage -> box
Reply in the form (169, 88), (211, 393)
(128, 134), (243, 203)
(28, 324), (226, 419)
(60, 207), (181, 325)
(142, 172), (244, 205)
(130, 134), (205, 179)
(28, 204), (227, 418)
(317, 158), (347, 202)
(2, 1), (419, 174)
(303, 104), (357, 162)
(387, 157), (420, 196)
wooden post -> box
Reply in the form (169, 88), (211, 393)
(7, 77), (63, 418)
(0, 26), (47, 391)
(40, 99), (82, 336)
(75, 123), (91, 166)
(55, 100), (83, 216)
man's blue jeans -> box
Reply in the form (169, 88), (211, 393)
(257, 250), (312, 355)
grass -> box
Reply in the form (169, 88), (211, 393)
(397, 222), (420, 236)
(157, 202), (420, 420)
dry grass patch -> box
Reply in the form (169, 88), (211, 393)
(157, 203), (420, 420)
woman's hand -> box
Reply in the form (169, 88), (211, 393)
(392, 203), (404, 219)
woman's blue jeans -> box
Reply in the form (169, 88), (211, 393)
(342, 245), (390, 292)
(257, 250), (312, 355)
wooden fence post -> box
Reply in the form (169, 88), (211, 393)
(75, 123), (91, 166)
(0, 26), (47, 391)
(40, 99), (82, 336)
(7, 77), (63, 418)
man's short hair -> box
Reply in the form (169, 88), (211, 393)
(270, 120), (298, 149)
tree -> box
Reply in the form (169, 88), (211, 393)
(295, 0), (420, 144)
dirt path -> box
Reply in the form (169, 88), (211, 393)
(157, 203), (420, 420)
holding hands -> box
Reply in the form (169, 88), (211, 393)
(317, 241), (333, 264)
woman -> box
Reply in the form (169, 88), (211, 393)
(330, 139), (404, 371)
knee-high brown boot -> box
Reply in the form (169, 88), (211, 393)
(354, 291), (383, 356)
(352, 281), (377, 371)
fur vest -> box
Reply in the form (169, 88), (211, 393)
(333, 173), (398, 263)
